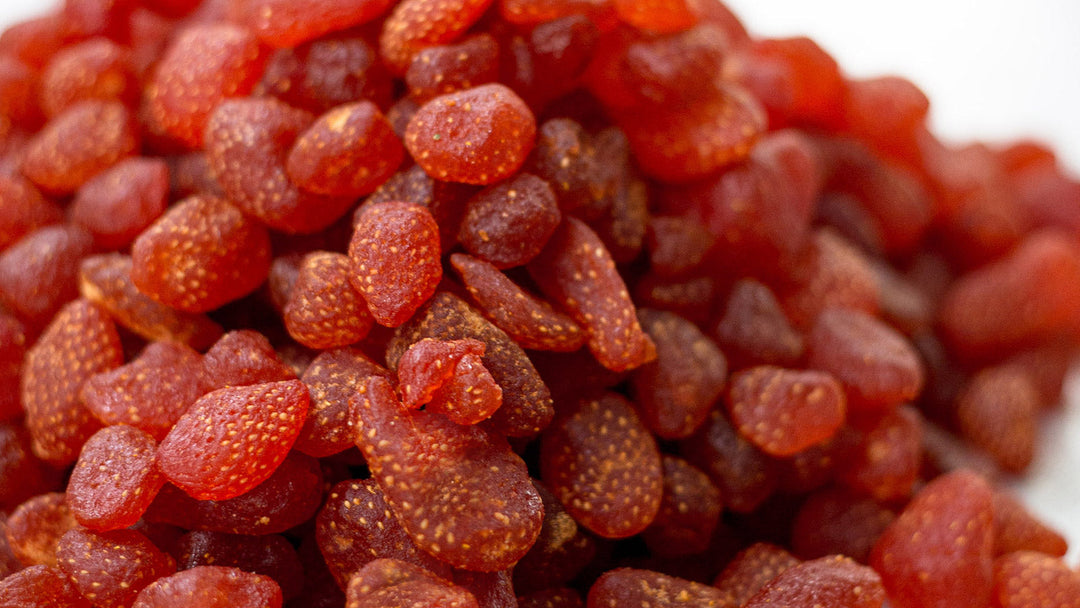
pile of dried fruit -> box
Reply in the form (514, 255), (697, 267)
(1, 0), (1079, 607)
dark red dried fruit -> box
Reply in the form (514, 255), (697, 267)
(56, 528), (176, 608)
(131, 566), (283, 608)
(66, 425), (166, 531)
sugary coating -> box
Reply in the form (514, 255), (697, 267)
(78, 254), (223, 350)
(131, 566), (282, 608)
(540, 393), (663, 538)
(21, 299), (122, 465)
(404, 84), (537, 185)
(349, 202), (442, 327)
(992, 490), (1068, 558)
(66, 425), (166, 531)
(0, 224), (93, 328)
(4, 493), (78, 567)
(791, 488), (896, 563)
(870, 470), (995, 608)
(143, 452), (324, 535)
(145, 24), (270, 149)
(344, 558), (479, 608)
(80, 341), (209, 440)
(379, 0), (494, 74)
(0, 175), (62, 252)
(315, 478), (451, 589)
(991, 551), (1080, 608)
(203, 330), (297, 390)
(286, 101), (403, 198)
(679, 409), (777, 513)
(806, 307), (924, 411)
(518, 588), (584, 608)
(360, 163), (477, 253)
(352, 376), (543, 572)
(641, 456), (723, 557)
(405, 34), (500, 102)
(836, 405), (923, 502)
(284, 251), (375, 349)
(586, 568), (728, 608)
(529, 218), (656, 372)
(713, 279), (805, 369)
(742, 554), (886, 608)
(157, 380), (309, 500)
(242, 0), (394, 48)
(259, 35), (393, 115)
(0, 565), (93, 608)
(39, 38), (136, 118)
(956, 367), (1038, 473)
(130, 195), (272, 313)
(0, 423), (58, 510)
(69, 157), (169, 251)
(296, 348), (390, 458)
(632, 309), (727, 439)
(175, 531), (304, 601)
(458, 173), (561, 269)
(56, 528), (176, 608)
(713, 542), (801, 606)
(204, 98), (354, 234)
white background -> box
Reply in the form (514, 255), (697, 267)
(0, 0), (1077, 558)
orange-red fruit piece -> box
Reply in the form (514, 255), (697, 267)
(132, 566), (283, 608)
(203, 330), (297, 389)
(679, 409), (777, 513)
(157, 380), (309, 500)
(69, 157), (169, 251)
(0, 224), (93, 328)
(0, 175), (62, 252)
(345, 558), (479, 608)
(56, 528), (176, 608)
(39, 38), (136, 118)
(21, 299), (122, 465)
(632, 308), (727, 439)
(425, 348), (503, 426)
(806, 307), (924, 411)
(458, 172), (561, 269)
(0, 565), (93, 608)
(836, 405), (923, 502)
(66, 425), (166, 531)
(714, 542), (801, 605)
(613, 0), (696, 33)
(498, 0), (616, 26)
(243, 0), (394, 49)
(405, 84), (537, 185)
(540, 393), (663, 538)
(992, 551), (1080, 608)
(131, 195), (272, 313)
(296, 348), (390, 458)
(870, 470), (995, 608)
(529, 218), (656, 372)
(397, 338), (502, 425)
(405, 34), (500, 102)
(284, 251), (374, 349)
(586, 568), (728, 608)
(286, 101), (404, 198)
(348, 202), (442, 327)
(174, 531), (304, 601)
(78, 254), (223, 350)
(379, 0), (495, 74)
(956, 367), (1038, 473)
(146, 24), (270, 149)
(791, 488), (896, 563)
(351, 376), (543, 572)
(641, 455), (722, 557)
(725, 366), (846, 457)
(0, 55), (40, 128)
(992, 490), (1068, 558)
(5, 492), (78, 568)
(743, 554), (886, 608)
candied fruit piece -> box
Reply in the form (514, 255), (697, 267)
(842, 76), (930, 159)
(632, 309), (727, 439)
(205, 98), (355, 234)
(405, 35), (500, 102)
(529, 218), (656, 372)
(316, 479), (451, 590)
(39, 38), (137, 118)
(743, 554), (885, 608)
(78, 254), (223, 350)
(870, 470), (994, 608)
(21, 299), (122, 465)
(791, 488), (896, 563)
(992, 551), (1080, 608)
(131, 566), (282, 608)
(504, 15), (601, 111)
(645, 215), (716, 279)
(286, 101), (403, 198)
(361, 164), (477, 253)
(404, 84), (537, 185)
(284, 251), (374, 350)
(66, 425), (166, 531)
(781, 228), (880, 327)
(175, 531), (304, 601)
(259, 35), (393, 115)
(0, 565), (92, 608)
(713, 542), (801, 606)
(679, 409), (777, 513)
(956, 367), (1038, 474)
(5, 493), (78, 568)
(397, 338), (503, 425)
(0, 174), (62, 252)
(453, 569), (516, 608)
(458, 173), (561, 268)
(498, 0), (616, 26)
(379, 0), (494, 74)
(513, 481), (596, 594)
(203, 330), (297, 389)
(352, 376), (543, 572)
(0, 423), (58, 509)
(836, 405), (923, 502)
(540, 393), (662, 538)
(242, 0), (394, 48)
(0, 55), (41, 129)
(56, 528), (176, 608)
(131, 195), (271, 313)
(157, 380), (309, 500)
(145, 24), (270, 149)
(713, 279), (805, 368)
(587, 568), (728, 608)
(992, 490), (1068, 558)
(0, 224), (93, 328)
(20, 100), (138, 195)
(345, 558), (479, 608)
(69, 157), (169, 251)
(613, 0), (696, 33)
(296, 347), (390, 458)
(641, 456), (723, 558)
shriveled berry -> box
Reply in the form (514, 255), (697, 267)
(405, 34), (500, 102)
(259, 35), (392, 115)
(836, 405), (923, 502)
(69, 157), (169, 251)
(0, 224), (93, 328)
(956, 367), (1039, 473)
(296, 348), (390, 458)
(680, 409), (777, 513)
(284, 252), (374, 350)
(56, 528), (176, 608)
(781, 228), (880, 327)
(203, 330), (297, 390)
(39, 38), (137, 118)
(791, 488), (896, 563)
(175, 531), (304, 601)
(379, 0), (495, 74)
(713, 542), (801, 606)
(397, 338), (502, 425)
(345, 558), (479, 608)
(132, 566), (283, 608)
(0, 174), (62, 252)
(743, 554), (886, 608)
(992, 551), (1080, 608)
(713, 278), (805, 368)
(513, 482), (596, 594)
(0, 565), (92, 608)
(66, 425), (166, 531)
(587, 568), (728, 608)
(360, 163), (477, 253)
(458, 173), (561, 268)
(641, 456), (723, 557)
(5, 493), (78, 567)
(242, 0), (394, 49)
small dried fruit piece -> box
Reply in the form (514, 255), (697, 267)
(992, 551), (1080, 608)
(5, 492), (78, 568)
(0, 565), (92, 608)
(0, 423), (58, 509)
(992, 490), (1068, 558)
(405, 84), (537, 185)
(284, 251), (375, 349)
(836, 405), (923, 502)
(587, 569), (728, 608)
(457, 173), (561, 268)
(174, 531), (304, 601)
(56, 528), (176, 608)
(379, 0), (495, 74)
(714, 543), (801, 606)
(791, 488), (896, 563)
(405, 34), (500, 102)
(131, 195), (272, 313)
(132, 566), (283, 608)
(296, 348), (390, 458)
(0, 174), (63, 252)
(513, 482), (596, 594)
(955, 367), (1039, 473)
(69, 157), (169, 251)
(243, 0), (394, 48)
(0, 224), (94, 328)
(679, 409), (777, 513)
(345, 558), (479, 608)
(39, 38), (136, 118)
(641, 456), (723, 557)
(713, 278), (805, 368)
(66, 425), (166, 531)
(743, 554), (886, 608)
(259, 35), (393, 114)
(397, 338), (502, 425)
(157, 380), (310, 500)
(203, 330), (297, 390)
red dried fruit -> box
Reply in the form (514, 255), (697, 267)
(518, 588), (584, 608)
(0, 423), (58, 510)
(175, 531), (304, 601)
(404, 84), (537, 185)
(0, 175), (62, 253)
(360, 163), (477, 253)
(397, 338), (502, 425)
(0, 316), (25, 421)
(56, 528), (176, 608)
(713, 279), (805, 369)
(284, 251), (375, 350)
(641, 456), (723, 557)
(379, 0), (494, 74)
(992, 551), (1080, 608)
(157, 380), (309, 500)
(21, 299), (122, 465)
(781, 228), (880, 327)
(349, 202), (443, 327)
(513, 481), (596, 594)
(242, 0), (394, 48)
(0, 55), (41, 129)
(5, 493), (78, 567)
(791, 488), (896, 563)
(458, 173), (561, 269)
(680, 409), (777, 513)
(69, 157), (169, 251)
(352, 375), (543, 571)
(66, 425), (166, 531)
(587, 568), (728, 608)
(405, 34), (500, 102)
(714, 543), (801, 605)
(296, 348), (390, 458)
(540, 393), (663, 538)
(992, 490), (1068, 558)
(39, 38), (136, 118)
(131, 566), (283, 608)
(203, 330), (297, 389)
(345, 558), (479, 608)
(870, 470), (995, 608)
(259, 35), (393, 115)
(0, 565), (93, 608)
(743, 554), (886, 608)
(498, 0), (616, 26)
(836, 405), (923, 502)
(613, 0), (696, 33)
(0, 225), (94, 328)
(956, 367), (1039, 473)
